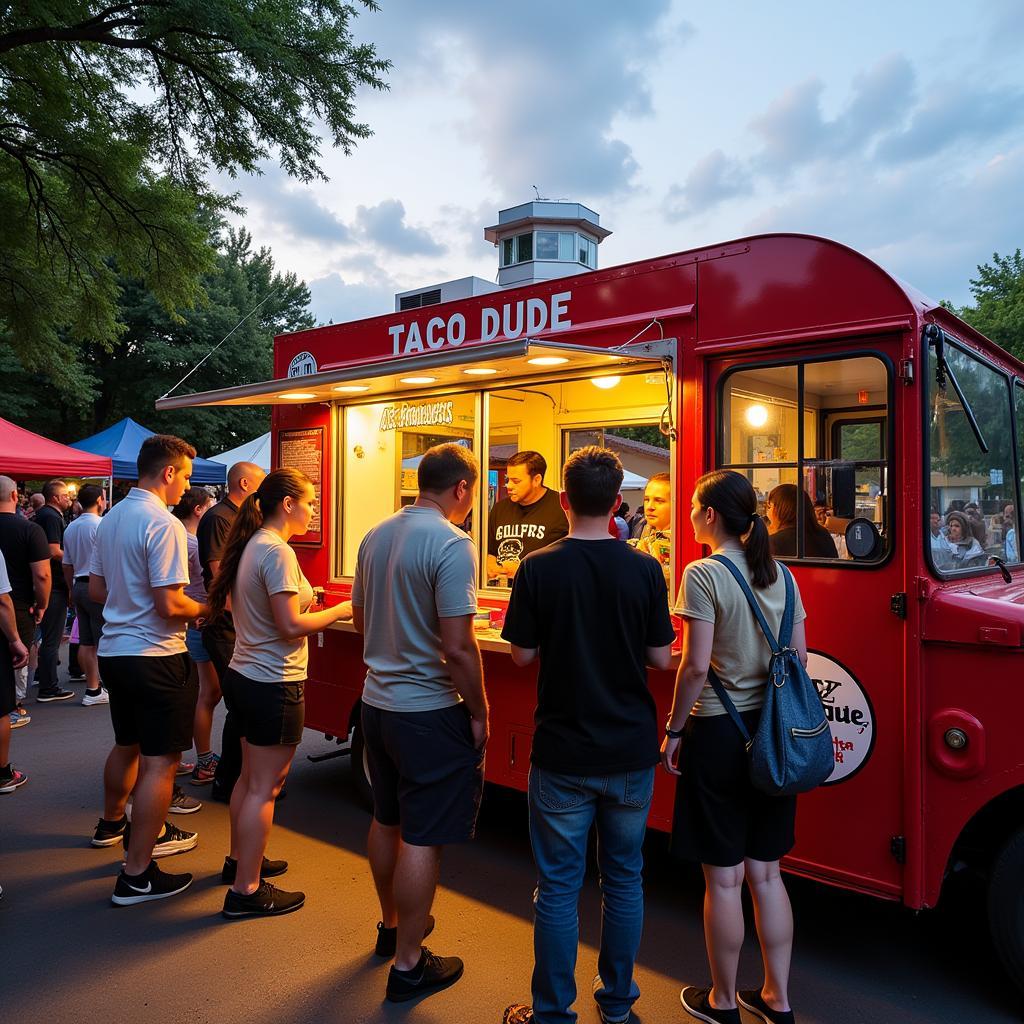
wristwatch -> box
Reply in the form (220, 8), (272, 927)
(665, 721), (685, 739)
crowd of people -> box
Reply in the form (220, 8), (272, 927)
(929, 502), (1015, 569)
(0, 434), (806, 1024)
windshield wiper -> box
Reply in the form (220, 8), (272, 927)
(925, 323), (989, 454)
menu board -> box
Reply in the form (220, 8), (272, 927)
(278, 427), (324, 545)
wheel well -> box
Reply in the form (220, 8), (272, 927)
(950, 786), (1024, 876)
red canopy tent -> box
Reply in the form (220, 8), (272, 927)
(0, 416), (113, 479)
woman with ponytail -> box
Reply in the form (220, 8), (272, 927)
(662, 470), (807, 1024)
(210, 468), (352, 919)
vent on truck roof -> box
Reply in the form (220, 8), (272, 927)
(399, 289), (442, 311)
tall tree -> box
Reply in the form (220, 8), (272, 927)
(1, 220), (315, 456)
(0, 1), (388, 385)
(951, 249), (1024, 361)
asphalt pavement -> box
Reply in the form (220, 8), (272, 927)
(1, 661), (1020, 1024)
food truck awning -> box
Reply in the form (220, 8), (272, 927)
(154, 338), (674, 411)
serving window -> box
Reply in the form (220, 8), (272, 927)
(719, 355), (892, 564)
(338, 392), (480, 577)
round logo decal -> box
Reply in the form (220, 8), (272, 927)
(287, 350), (318, 377)
(806, 651), (876, 785)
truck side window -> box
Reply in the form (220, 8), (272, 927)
(720, 355), (891, 564)
(927, 340), (1016, 575)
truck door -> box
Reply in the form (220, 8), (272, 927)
(707, 347), (906, 898)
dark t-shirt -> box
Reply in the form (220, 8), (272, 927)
(770, 525), (838, 559)
(488, 489), (568, 568)
(33, 504), (68, 594)
(197, 497), (238, 589)
(0, 511), (50, 604)
(501, 537), (676, 774)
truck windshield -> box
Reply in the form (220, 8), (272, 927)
(926, 333), (1017, 574)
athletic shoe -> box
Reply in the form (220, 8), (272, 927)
(737, 990), (796, 1024)
(375, 914), (435, 957)
(111, 860), (193, 906)
(221, 855), (288, 885)
(0, 766), (28, 793)
(190, 755), (219, 786)
(91, 815), (129, 847)
(81, 689), (109, 706)
(680, 987), (741, 1024)
(168, 784), (202, 815)
(36, 687), (75, 702)
(221, 881), (305, 919)
(9, 710), (30, 728)
(502, 1005), (535, 1023)
(123, 820), (198, 859)
(176, 760), (195, 775)
(385, 948), (464, 1003)
(592, 974), (631, 1024)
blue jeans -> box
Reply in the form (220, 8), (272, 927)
(528, 765), (655, 1024)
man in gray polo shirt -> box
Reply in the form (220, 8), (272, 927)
(89, 435), (208, 906)
(353, 442), (489, 1004)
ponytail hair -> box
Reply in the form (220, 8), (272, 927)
(207, 467), (311, 619)
(694, 469), (777, 588)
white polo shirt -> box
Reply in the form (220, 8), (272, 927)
(63, 512), (102, 579)
(90, 488), (189, 657)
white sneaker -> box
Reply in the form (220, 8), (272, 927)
(82, 689), (110, 706)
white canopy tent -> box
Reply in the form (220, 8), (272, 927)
(210, 432), (272, 473)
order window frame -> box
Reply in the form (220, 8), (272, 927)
(715, 349), (897, 571)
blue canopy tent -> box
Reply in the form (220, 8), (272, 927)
(70, 417), (227, 485)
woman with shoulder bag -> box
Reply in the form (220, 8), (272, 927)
(661, 470), (807, 1024)
(207, 468), (352, 919)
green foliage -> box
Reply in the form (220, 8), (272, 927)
(0, 221), (314, 456)
(949, 250), (1024, 362)
(0, 0), (388, 385)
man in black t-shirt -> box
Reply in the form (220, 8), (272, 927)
(486, 450), (567, 585)
(0, 475), (51, 719)
(197, 461), (264, 798)
(500, 446), (675, 1024)
(33, 479), (74, 702)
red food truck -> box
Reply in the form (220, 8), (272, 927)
(158, 232), (1024, 989)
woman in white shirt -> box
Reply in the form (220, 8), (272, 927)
(662, 470), (806, 1024)
(207, 468), (351, 919)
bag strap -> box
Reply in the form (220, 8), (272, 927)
(709, 554), (781, 654)
(777, 562), (795, 648)
(706, 665), (752, 745)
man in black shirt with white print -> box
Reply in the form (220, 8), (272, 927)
(34, 479), (74, 702)
(486, 451), (567, 586)
(500, 446), (675, 1024)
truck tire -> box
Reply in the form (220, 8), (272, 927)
(349, 718), (373, 811)
(987, 827), (1024, 992)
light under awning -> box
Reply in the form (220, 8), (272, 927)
(155, 338), (674, 410)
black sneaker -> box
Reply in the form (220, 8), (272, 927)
(221, 881), (305, 918)
(737, 991), (795, 1024)
(386, 948), (464, 1003)
(221, 855), (288, 885)
(0, 766), (28, 793)
(375, 913), (436, 957)
(123, 820), (198, 859)
(111, 860), (193, 906)
(91, 815), (128, 847)
(36, 688), (75, 702)
(680, 987), (741, 1024)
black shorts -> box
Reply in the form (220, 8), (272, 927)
(12, 599), (35, 647)
(361, 701), (485, 847)
(221, 667), (304, 746)
(72, 579), (104, 647)
(100, 653), (198, 757)
(672, 710), (797, 867)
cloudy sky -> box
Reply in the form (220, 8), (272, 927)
(226, 0), (1024, 326)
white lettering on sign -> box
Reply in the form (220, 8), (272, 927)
(806, 652), (876, 785)
(379, 401), (455, 432)
(390, 291), (573, 356)
(287, 350), (318, 377)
